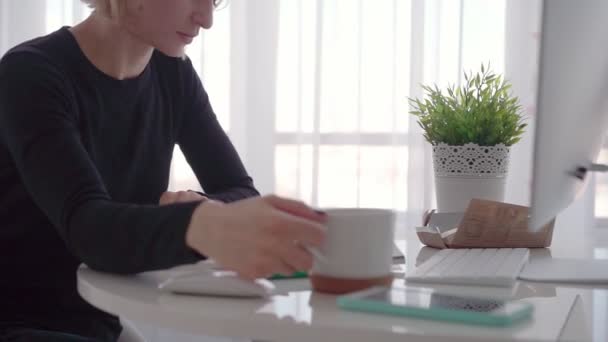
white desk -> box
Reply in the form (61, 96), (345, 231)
(78, 224), (608, 342)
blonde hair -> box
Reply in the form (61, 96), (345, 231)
(81, 0), (225, 12)
(80, 0), (115, 17)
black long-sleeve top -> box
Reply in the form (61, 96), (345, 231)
(0, 27), (259, 339)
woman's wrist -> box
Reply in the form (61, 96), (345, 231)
(185, 199), (224, 252)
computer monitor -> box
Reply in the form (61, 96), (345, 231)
(529, 0), (608, 230)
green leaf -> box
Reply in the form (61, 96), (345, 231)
(406, 62), (526, 146)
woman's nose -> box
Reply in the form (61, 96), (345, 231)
(192, 0), (214, 29)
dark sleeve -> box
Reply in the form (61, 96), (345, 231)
(0, 52), (203, 274)
(177, 59), (260, 203)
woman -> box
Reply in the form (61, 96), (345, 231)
(0, 0), (326, 340)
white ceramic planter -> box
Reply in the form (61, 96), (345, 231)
(433, 143), (510, 213)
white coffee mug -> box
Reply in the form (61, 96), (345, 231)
(309, 208), (395, 293)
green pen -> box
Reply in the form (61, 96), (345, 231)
(269, 271), (308, 280)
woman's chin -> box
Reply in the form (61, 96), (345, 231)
(156, 45), (187, 58)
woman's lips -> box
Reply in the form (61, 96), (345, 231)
(177, 32), (195, 44)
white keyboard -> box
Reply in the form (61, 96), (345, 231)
(406, 248), (530, 287)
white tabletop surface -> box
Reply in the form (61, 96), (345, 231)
(78, 223), (608, 342)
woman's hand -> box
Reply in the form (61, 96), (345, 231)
(185, 194), (327, 280)
(159, 191), (208, 205)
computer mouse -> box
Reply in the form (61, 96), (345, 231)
(158, 270), (276, 298)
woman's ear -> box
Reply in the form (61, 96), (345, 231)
(94, 0), (113, 18)
(107, 0), (144, 25)
(126, 0), (146, 14)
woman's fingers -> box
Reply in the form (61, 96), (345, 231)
(278, 242), (314, 272)
(186, 195), (324, 280)
(159, 191), (177, 205)
(159, 191), (207, 205)
(239, 256), (296, 280)
(272, 212), (325, 247)
(264, 195), (327, 223)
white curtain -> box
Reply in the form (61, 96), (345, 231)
(251, 0), (537, 236)
(5, 0), (591, 233)
(189, 0), (541, 238)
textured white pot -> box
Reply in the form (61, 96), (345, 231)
(433, 143), (510, 213)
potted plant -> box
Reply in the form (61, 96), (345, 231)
(409, 64), (527, 213)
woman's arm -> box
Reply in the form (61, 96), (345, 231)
(168, 60), (336, 279)
(0, 52), (202, 274)
(176, 59), (259, 203)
